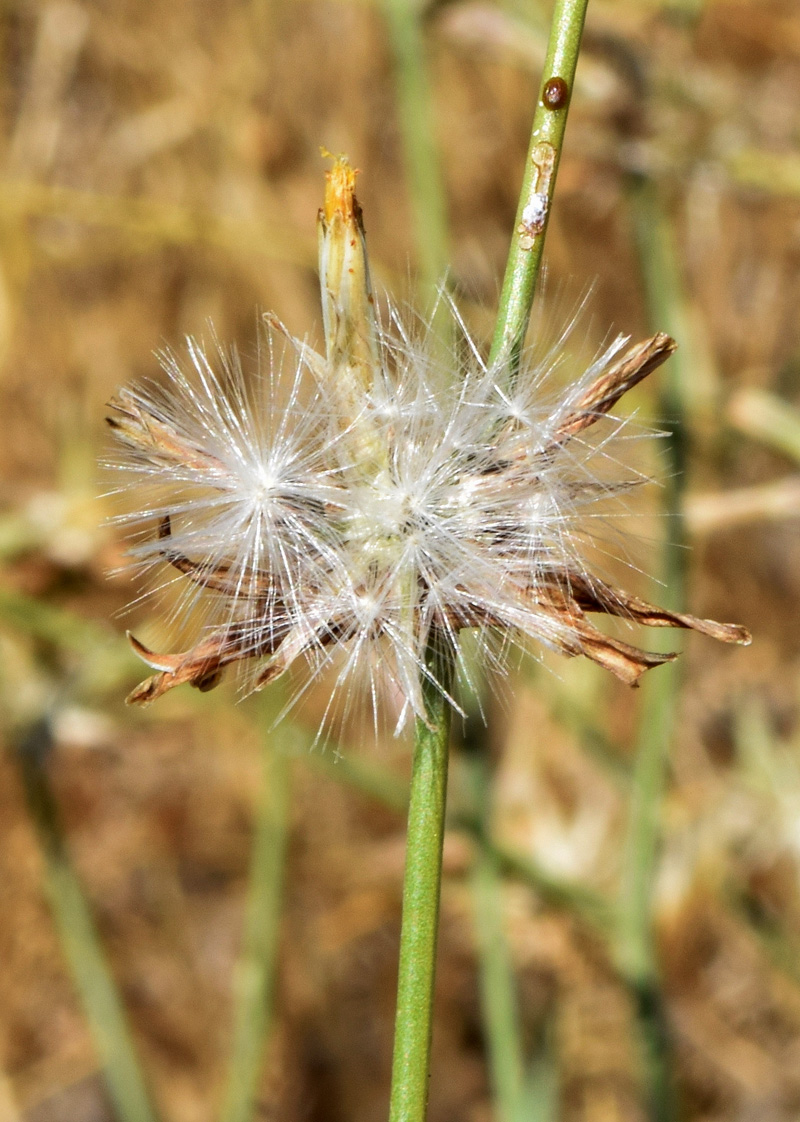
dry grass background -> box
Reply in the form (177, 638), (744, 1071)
(1, 1), (800, 1120)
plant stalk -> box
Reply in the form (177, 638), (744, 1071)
(15, 718), (160, 1122)
(388, 641), (454, 1122)
(220, 711), (291, 1122)
(619, 176), (689, 1122)
(387, 1), (590, 1115)
(468, 756), (526, 1122)
(381, 0), (449, 300)
(489, 0), (590, 374)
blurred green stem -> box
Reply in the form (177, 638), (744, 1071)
(619, 177), (688, 1122)
(0, 181), (310, 266)
(220, 708), (291, 1122)
(0, 587), (140, 696)
(381, 0), (449, 299)
(16, 719), (160, 1122)
(728, 388), (800, 465)
(466, 752), (526, 1122)
(620, 664), (680, 1122)
(305, 744), (611, 928)
(458, 630), (528, 1122)
(489, 0), (589, 375)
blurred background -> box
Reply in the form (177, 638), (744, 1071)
(1, 1), (800, 1120)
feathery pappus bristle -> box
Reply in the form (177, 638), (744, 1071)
(106, 155), (750, 735)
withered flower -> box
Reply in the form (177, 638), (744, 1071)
(107, 156), (749, 729)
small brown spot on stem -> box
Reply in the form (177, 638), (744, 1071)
(543, 77), (569, 110)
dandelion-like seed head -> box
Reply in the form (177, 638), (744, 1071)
(107, 155), (749, 733)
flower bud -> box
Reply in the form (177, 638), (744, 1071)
(317, 153), (386, 471)
(318, 153), (379, 384)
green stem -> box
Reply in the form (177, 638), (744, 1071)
(0, 587), (140, 697)
(303, 746), (611, 929)
(619, 177), (688, 1122)
(219, 713), (291, 1122)
(387, 3), (590, 1115)
(381, 0), (450, 299)
(388, 642), (454, 1122)
(489, 0), (590, 373)
(728, 387), (800, 465)
(16, 719), (160, 1122)
(619, 662), (680, 1122)
(458, 635), (527, 1122)
(467, 753), (525, 1122)
(0, 180), (310, 265)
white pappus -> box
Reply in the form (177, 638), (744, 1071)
(106, 156), (749, 734)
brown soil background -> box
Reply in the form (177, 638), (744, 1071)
(1, 1), (800, 1121)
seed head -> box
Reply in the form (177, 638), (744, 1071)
(107, 156), (750, 732)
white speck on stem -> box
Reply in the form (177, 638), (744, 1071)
(522, 195), (548, 230)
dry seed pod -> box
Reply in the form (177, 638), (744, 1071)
(108, 158), (751, 729)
